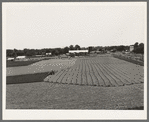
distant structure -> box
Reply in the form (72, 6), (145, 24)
(130, 45), (134, 52)
(69, 50), (88, 54)
(7, 57), (14, 61)
(46, 53), (52, 56)
(16, 56), (26, 60)
(69, 50), (88, 56)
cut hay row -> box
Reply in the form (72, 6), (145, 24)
(44, 56), (144, 87)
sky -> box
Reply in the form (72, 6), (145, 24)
(3, 2), (146, 50)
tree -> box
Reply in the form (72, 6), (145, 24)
(69, 45), (74, 50)
(55, 49), (59, 56)
(134, 42), (139, 50)
(7, 49), (13, 57)
(139, 43), (144, 48)
(13, 48), (17, 59)
(88, 46), (93, 53)
(133, 42), (144, 54)
(117, 45), (125, 51)
(63, 46), (69, 54)
(74, 44), (80, 50)
(23, 48), (28, 56)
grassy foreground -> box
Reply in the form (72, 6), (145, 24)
(7, 72), (50, 84)
(6, 82), (144, 109)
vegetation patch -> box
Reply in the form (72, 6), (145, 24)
(7, 72), (50, 84)
(7, 60), (42, 67)
(113, 54), (144, 66)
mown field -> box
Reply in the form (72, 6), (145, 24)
(6, 55), (144, 109)
(6, 82), (143, 109)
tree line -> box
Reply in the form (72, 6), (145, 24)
(6, 45), (85, 57)
(6, 42), (144, 57)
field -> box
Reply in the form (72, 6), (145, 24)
(44, 55), (144, 87)
(7, 56), (57, 67)
(7, 58), (76, 76)
(6, 54), (144, 109)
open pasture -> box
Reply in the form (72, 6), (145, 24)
(45, 56), (144, 87)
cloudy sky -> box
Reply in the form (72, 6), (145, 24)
(3, 2), (146, 49)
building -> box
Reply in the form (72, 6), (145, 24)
(69, 50), (88, 53)
(15, 56), (26, 60)
(7, 57), (14, 61)
(130, 45), (134, 52)
(69, 50), (88, 56)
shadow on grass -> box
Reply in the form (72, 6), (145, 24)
(7, 60), (41, 67)
(7, 72), (50, 84)
(126, 106), (144, 110)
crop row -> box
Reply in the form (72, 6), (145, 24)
(44, 56), (144, 87)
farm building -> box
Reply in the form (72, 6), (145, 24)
(15, 56), (26, 60)
(69, 50), (88, 53)
(69, 50), (88, 56)
(130, 45), (134, 52)
(7, 57), (14, 61)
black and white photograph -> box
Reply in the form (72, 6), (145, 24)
(2, 2), (147, 120)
